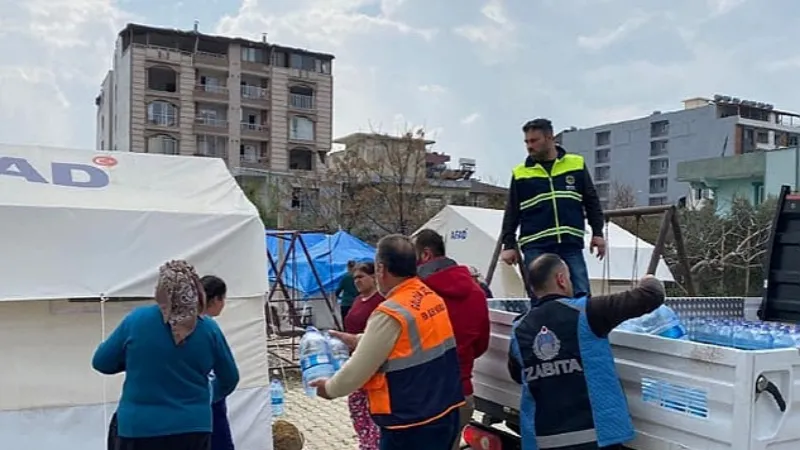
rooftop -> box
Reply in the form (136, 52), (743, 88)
(333, 132), (436, 147)
(118, 23), (335, 60)
(676, 152), (766, 183)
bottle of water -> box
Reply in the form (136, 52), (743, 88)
(325, 332), (351, 371)
(773, 327), (795, 349)
(299, 326), (336, 396)
(752, 325), (775, 350)
(639, 305), (686, 339)
(270, 378), (285, 417)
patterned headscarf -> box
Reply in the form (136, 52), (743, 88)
(155, 260), (206, 345)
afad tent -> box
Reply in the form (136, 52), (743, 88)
(0, 145), (271, 450)
(416, 205), (675, 298)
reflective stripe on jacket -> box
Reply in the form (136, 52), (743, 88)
(364, 277), (465, 429)
(512, 152), (587, 249)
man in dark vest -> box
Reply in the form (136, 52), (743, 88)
(508, 253), (665, 450)
(499, 118), (606, 298)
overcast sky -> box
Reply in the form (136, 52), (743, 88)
(2, 0), (798, 182)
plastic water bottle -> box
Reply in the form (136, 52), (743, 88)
(325, 332), (351, 371)
(773, 327), (795, 349)
(639, 305), (686, 339)
(270, 378), (285, 417)
(208, 371), (216, 404)
(299, 326), (336, 396)
(752, 325), (774, 350)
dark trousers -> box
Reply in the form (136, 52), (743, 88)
(522, 245), (591, 299)
(212, 400), (235, 450)
(379, 410), (459, 450)
(108, 413), (212, 450)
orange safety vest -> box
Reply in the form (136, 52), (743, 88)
(364, 277), (465, 429)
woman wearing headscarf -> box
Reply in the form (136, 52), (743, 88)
(201, 275), (235, 450)
(93, 260), (240, 450)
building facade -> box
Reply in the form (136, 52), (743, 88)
(95, 23), (334, 178)
(559, 95), (800, 208)
(677, 147), (800, 214)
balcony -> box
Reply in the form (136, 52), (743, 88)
(194, 116), (228, 134)
(194, 83), (228, 102)
(239, 153), (270, 170)
(289, 93), (314, 110)
(240, 122), (269, 139)
(241, 85), (269, 106)
(194, 51), (228, 68)
(677, 152), (765, 185)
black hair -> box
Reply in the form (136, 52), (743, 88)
(522, 118), (554, 136)
(354, 261), (375, 276)
(413, 228), (446, 257)
(527, 253), (565, 292)
(347, 260), (356, 269)
(201, 275), (227, 302)
(376, 234), (418, 278)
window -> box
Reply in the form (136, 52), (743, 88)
(146, 67), (177, 92)
(650, 140), (668, 157)
(649, 158), (669, 176)
(289, 116), (314, 141)
(756, 130), (769, 144)
(272, 51), (287, 67)
(789, 134), (799, 147)
(291, 188), (318, 211)
(594, 166), (610, 181)
(241, 47), (257, 62)
(289, 147), (313, 170)
(595, 148), (610, 164)
(147, 101), (177, 127)
(753, 182), (764, 205)
(649, 177), (668, 194)
(651, 120), (669, 138)
(147, 134), (178, 155)
(649, 196), (668, 206)
(595, 131), (611, 147)
(289, 53), (316, 71)
(595, 182), (610, 198)
(316, 59), (331, 74)
(196, 135), (226, 158)
(289, 85), (314, 109)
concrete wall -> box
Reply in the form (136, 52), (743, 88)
(561, 105), (738, 206)
(114, 41), (132, 152)
(765, 147), (800, 196)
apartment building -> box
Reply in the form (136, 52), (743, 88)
(95, 23), (333, 177)
(559, 95), (800, 208)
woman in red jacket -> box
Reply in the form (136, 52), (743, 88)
(342, 262), (384, 450)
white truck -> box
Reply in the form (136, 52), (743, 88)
(463, 187), (800, 450)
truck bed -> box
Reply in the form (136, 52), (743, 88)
(473, 297), (800, 450)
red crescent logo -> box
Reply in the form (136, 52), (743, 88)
(93, 156), (118, 167)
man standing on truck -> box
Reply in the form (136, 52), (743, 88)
(414, 229), (491, 450)
(500, 118), (606, 298)
(508, 253), (665, 450)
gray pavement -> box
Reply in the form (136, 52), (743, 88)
(280, 383), (474, 449)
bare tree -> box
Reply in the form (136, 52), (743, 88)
(610, 181), (636, 209)
(277, 129), (440, 240)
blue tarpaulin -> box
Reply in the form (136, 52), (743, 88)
(266, 230), (375, 298)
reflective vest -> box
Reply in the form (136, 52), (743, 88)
(364, 277), (465, 429)
(510, 296), (634, 450)
(512, 152), (586, 249)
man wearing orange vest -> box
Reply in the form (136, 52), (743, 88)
(310, 234), (466, 450)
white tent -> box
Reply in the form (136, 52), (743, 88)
(417, 205), (675, 298)
(0, 145), (272, 450)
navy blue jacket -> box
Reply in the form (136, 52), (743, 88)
(507, 283), (664, 450)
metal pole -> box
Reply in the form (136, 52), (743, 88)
(647, 208), (673, 275)
(670, 211), (697, 296)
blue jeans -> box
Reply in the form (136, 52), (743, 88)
(522, 245), (591, 298)
(380, 409), (459, 450)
